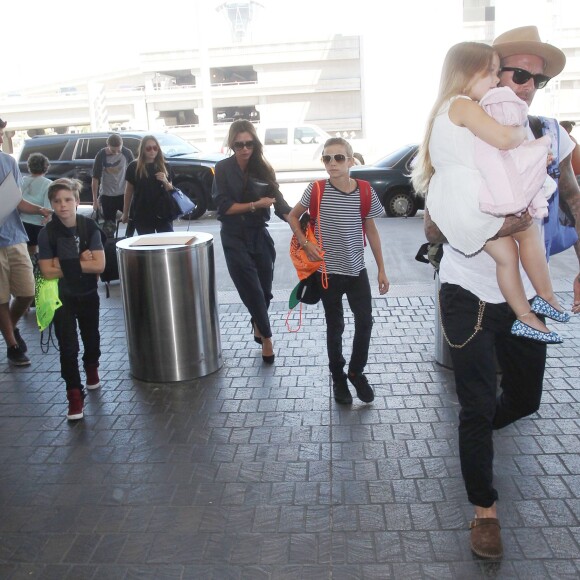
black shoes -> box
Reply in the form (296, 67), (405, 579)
(347, 372), (375, 403)
(7, 344), (30, 366)
(14, 328), (27, 353)
(332, 374), (353, 405)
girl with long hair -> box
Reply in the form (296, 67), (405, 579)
(413, 42), (568, 344)
(122, 135), (176, 234)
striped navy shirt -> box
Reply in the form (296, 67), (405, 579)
(299, 179), (383, 276)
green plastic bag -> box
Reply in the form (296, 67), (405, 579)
(35, 275), (62, 332)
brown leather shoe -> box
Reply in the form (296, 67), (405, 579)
(469, 518), (503, 559)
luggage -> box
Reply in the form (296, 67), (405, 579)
(100, 220), (123, 297)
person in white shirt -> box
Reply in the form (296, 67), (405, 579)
(422, 26), (580, 560)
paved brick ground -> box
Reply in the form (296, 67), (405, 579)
(1, 283), (579, 579)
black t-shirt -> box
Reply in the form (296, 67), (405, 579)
(125, 161), (175, 220)
(38, 216), (104, 296)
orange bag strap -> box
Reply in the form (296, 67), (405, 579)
(285, 302), (303, 333)
(311, 180), (328, 289)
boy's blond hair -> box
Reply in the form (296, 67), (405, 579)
(47, 178), (83, 203)
(323, 137), (353, 158)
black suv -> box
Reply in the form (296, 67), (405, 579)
(18, 131), (225, 219)
(350, 145), (423, 217)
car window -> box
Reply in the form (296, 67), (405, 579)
(155, 133), (200, 157)
(405, 151), (418, 173)
(122, 138), (141, 157)
(375, 146), (416, 168)
(294, 127), (323, 145)
(20, 140), (67, 162)
(76, 138), (108, 160)
(87, 138), (108, 158)
(264, 128), (287, 146)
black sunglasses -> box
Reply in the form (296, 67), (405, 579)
(500, 67), (551, 89)
(233, 140), (255, 151)
(321, 154), (351, 164)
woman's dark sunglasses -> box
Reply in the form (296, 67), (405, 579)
(500, 67), (551, 89)
(233, 140), (255, 151)
(144, 145), (159, 152)
(321, 154), (351, 164)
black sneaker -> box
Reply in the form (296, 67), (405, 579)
(7, 345), (31, 366)
(332, 373), (353, 405)
(347, 372), (375, 403)
(13, 328), (27, 353)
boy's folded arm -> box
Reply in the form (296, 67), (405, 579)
(38, 258), (63, 280)
(80, 250), (105, 274)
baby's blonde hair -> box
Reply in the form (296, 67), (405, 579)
(412, 42), (496, 195)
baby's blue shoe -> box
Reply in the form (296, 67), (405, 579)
(511, 319), (563, 344)
(531, 296), (570, 323)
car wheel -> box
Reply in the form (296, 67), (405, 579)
(383, 189), (417, 218)
(174, 179), (207, 220)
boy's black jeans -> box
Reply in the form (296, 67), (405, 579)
(319, 269), (373, 379)
(53, 291), (101, 391)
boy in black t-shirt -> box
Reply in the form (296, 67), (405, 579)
(38, 179), (105, 420)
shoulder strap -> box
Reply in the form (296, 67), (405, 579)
(308, 179), (327, 222)
(528, 115), (560, 179)
(354, 179), (372, 246)
(77, 215), (106, 251)
(76, 215), (89, 252)
(46, 221), (57, 255)
(357, 179), (372, 218)
(528, 115), (543, 139)
(122, 147), (133, 164)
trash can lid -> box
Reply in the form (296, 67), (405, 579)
(117, 231), (213, 252)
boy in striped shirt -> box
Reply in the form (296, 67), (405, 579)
(287, 138), (390, 404)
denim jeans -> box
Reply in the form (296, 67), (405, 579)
(439, 283), (546, 508)
(53, 291), (101, 391)
(319, 269), (373, 379)
(221, 226), (276, 339)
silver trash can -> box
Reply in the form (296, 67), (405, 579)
(434, 272), (453, 369)
(117, 232), (222, 382)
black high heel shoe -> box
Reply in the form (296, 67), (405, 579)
(261, 338), (275, 364)
(251, 320), (262, 345)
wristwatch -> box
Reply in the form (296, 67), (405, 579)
(250, 202), (256, 213)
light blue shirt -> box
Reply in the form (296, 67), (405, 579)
(0, 153), (27, 247)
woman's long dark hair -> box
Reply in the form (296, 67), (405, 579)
(136, 135), (168, 180)
(227, 119), (278, 188)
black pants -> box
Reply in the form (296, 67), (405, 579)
(221, 226), (275, 339)
(319, 269), (373, 379)
(439, 283), (546, 508)
(53, 291), (101, 391)
(135, 218), (174, 235)
(100, 195), (124, 222)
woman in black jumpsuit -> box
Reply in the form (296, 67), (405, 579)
(212, 120), (291, 363)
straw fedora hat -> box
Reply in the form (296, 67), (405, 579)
(493, 25), (566, 78)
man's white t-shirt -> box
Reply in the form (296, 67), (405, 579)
(439, 123), (574, 304)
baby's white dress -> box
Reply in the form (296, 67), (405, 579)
(426, 97), (504, 256)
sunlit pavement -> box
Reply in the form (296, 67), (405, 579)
(1, 271), (579, 579)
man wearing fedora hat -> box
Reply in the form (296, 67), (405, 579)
(425, 26), (580, 559)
